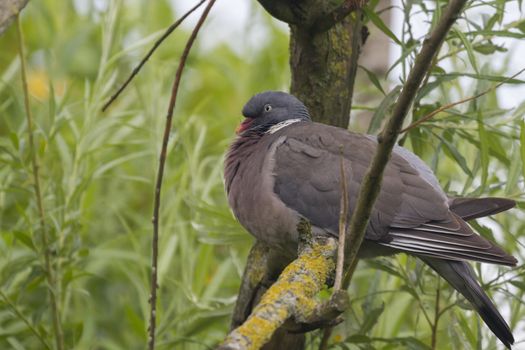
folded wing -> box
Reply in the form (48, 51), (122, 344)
(272, 122), (516, 266)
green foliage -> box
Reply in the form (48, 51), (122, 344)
(0, 1), (523, 350)
(0, 1), (288, 349)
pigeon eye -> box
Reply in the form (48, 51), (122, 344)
(264, 104), (272, 112)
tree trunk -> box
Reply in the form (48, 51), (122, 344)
(290, 13), (362, 128)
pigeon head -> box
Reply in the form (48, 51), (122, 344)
(236, 91), (311, 134)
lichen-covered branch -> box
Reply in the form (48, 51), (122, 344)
(230, 242), (271, 330)
(285, 290), (348, 333)
(219, 220), (338, 350)
(343, 0), (468, 283)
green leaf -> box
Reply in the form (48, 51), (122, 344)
(360, 65), (386, 95)
(517, 19), (525, 34)
(365, 259), (402, 278)
(368, 86), (402, 134)
(463, 30), (525, 39)
(415, 75), (457, 103)
(457, 129), (509, 166)
(345, 334), (372, 343)
(436, 133), (473, 177)
(520, 120), (525, 182)
(485, 13), (501, 31)
(12, 231), (36, 251)
(360, 302), (385, 334)
(434, 72), (525, 84)
(363, 7), (402, 45)
(387, 42), (419, 76)
(456, 311), (478, 348)
(473, 42), (507, 55)
(505, 146), (521, 195)
(510, 280), (525, 289)
(431, 65), (446, 75)
(9, 132), (19, 150)
(452, 28), (479, 73)
(477, 112), (489, 190)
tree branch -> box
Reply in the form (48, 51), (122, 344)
(311, 0), (366, 32)
(257, 0), (365, 30)
(0, 0), (29, 35)
(342, 0), (468, 286)
(219, 220), (338, 350)
(257, 0), (307, 25)
(430, 278), (441, 350)
(0, 290), (52, 350)
(230, 242), (271, 330)
(148, 1), (216, 349)
(334, 148), (348, 291)
(101, 0), (207, 112)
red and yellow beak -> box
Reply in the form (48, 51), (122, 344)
(235, 118), (254, 135)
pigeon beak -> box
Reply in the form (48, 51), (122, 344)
(235, 118), (254, 135)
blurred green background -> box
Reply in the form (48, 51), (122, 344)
(0, 1), (524, 349)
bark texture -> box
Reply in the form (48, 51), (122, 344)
(289, 12), (363, 128)
(0, 0), (29, 35)
(220, 220), (338, 350)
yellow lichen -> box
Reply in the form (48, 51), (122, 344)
(220, 224), (338, 350)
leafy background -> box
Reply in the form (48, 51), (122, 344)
(0, 0), (524, 349)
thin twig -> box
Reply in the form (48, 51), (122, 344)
(101, 0), (207, 112)
(437, 302), (458, 318)
(430, 278), (441, 350)
(318, 326), (332, 350)
(0, 290), (52, 350)
(319, 147), (350, 350)
(148, 1), (216, 350)
(16, 14), (65, 350)
(318, 255), (360, 350)
(342, 0), (468, 289)
(219, 220), (337, 350)
(401, 67), (525, 133)
(334, 147), (348, 291)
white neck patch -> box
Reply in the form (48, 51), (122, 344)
(266, 118), (303, 134)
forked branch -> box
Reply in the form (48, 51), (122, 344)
(102, 0), (207, 112)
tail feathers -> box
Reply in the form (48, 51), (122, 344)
(421, 257), (514, 349)
(448, 197), (516, 221)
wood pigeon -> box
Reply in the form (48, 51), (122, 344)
(225, 91), (518, 348)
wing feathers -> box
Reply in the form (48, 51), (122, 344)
(270, 123), (516, 267)
(381, 213), (517, 266)
(449, 197), (516, 221)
